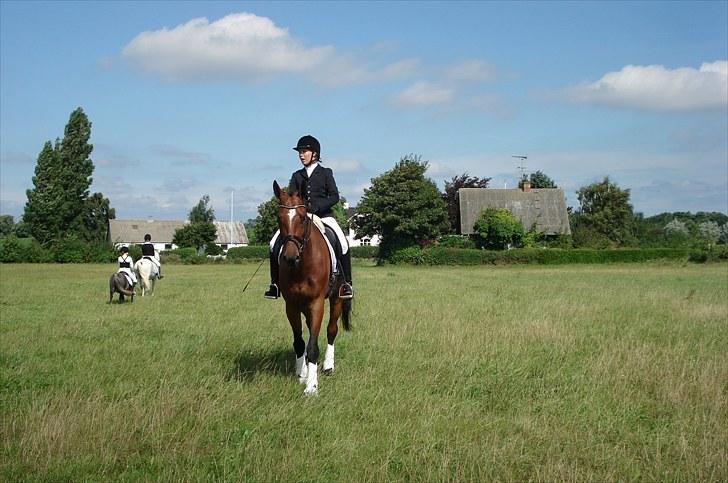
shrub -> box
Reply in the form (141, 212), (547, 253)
(350, 245), (379, 258)
(437, 235), (476, 249)
(386, 246), (427, 265)
(0, 235), (24, 262)
(226, 246), (269, 260)
(688, 251), (708, 263)
(205, 243), (223, 256)
(473, 208), (524, 249)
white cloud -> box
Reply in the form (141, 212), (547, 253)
(122, 12), (414, 87)
(565, 61), (728, 111)
(325, 158), (362, 174)
(123, 13), (330, 82)
(443, 60), (497, 83)
(390, 81), (454, 107)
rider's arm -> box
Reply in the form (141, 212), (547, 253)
(316, 167), (340, 214)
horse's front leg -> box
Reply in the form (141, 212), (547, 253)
(286, 303), (307, 384)
(303, 299), (325, 396)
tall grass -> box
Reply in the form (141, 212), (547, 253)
(1, 262), (726, 482)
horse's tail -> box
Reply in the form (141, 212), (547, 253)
(342, 298), (352, 331)
(113, 274), (135, 296)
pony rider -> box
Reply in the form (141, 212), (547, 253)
(141, 233), (163, 279)
(265, 135), (353, 300)
(117, 246), (137, 287)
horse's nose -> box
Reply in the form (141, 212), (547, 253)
(281, 250), (298, 267)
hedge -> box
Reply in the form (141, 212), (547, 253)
(385, 247), (695, 265)
(225, 245), (269, 260)
(0, 236), (117, 263)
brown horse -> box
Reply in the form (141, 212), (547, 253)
(273, 180), (351, 396)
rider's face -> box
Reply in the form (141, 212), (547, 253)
(297, 149), (315, 167)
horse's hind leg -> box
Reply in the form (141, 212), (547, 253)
(286, 304), (307, 384)
(323, 298), (343, 375)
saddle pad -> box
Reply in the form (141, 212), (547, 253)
(120, 271), (134, 286)
(309, 214), (337, 274)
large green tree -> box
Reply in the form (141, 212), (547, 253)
(173, 195), (217, 253)
(571, 176), (635, 247)
(0, 215), (14, 237)
(24, 140), (64, 244)
(355, 155), (449, 259)
(528, 170), (557, 189)
(23, 108), (112, 244)
(442, 173), (491, 234)
(251, 195), (280, 245)
(83, 193), (116, 242)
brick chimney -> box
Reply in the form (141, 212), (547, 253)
(520, 178), (532, 193)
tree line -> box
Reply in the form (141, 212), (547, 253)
(248, 155), (727, 258)
(1, 108), (726, 261)
(0, 108), (220, 256)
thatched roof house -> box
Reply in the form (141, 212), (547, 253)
(109, 219), (248, 250)
(458, 183), (571, 235)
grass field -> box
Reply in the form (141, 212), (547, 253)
(1, 261), (727, 482)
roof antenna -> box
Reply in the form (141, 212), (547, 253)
(512, 155), (528, 181)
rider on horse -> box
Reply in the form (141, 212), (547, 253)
(265, 135), (354, 300)
(141, 233), (163, 279)
(117, 246), (138, 287)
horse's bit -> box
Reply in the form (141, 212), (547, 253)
(279, 203), (311, 260)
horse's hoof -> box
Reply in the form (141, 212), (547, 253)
(303, 385), (318, 396)
(323, 368), (333, 376)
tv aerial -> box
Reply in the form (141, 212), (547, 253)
(512, 155), (528, 180)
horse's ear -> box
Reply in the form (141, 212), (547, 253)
(273, 180), (281, 199)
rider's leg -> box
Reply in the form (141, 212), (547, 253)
(339, 250), (353, 299)
(320, 217), (354, 299)
(264, 231), (281, 299)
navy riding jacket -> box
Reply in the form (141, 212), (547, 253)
(288, 164), (340, 218)
(141, 242), (156, 257)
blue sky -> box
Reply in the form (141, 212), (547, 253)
(1, 1), (726, 224)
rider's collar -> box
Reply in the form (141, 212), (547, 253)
(305, 162), (319, 178)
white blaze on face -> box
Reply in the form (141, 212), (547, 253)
(287, 208), (296, 222)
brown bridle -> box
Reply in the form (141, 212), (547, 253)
(279, 203), (311, 260)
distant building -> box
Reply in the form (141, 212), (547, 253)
(344, 206), (380, 247)
(109, 219), (249, 251)
(458, 180), (571, 235)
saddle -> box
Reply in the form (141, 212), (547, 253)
(311, 216), (345, 297)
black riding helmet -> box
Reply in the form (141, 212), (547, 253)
(293, 135), (321, 159)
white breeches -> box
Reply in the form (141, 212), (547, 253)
(118, 267), (137, 284)
(270, 216), (348, 254)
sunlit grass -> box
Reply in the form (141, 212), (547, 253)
(1, 262), (726, 482)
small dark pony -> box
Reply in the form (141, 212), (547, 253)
(273, 180), (351, 396)
(109, 272), (134, 303)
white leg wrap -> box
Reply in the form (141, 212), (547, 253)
(323, 344), (335, 372)
(304, 362), (318, 396)
(296, 355), (307, 384)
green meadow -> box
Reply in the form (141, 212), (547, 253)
(1, 262), (726, 482)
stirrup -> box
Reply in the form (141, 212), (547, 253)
(339, 283), (353, 299)
(264, 284), (280, 299)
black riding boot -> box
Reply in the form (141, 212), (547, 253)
(264, 250), (280, 299)
(339, 251), (353, 299)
